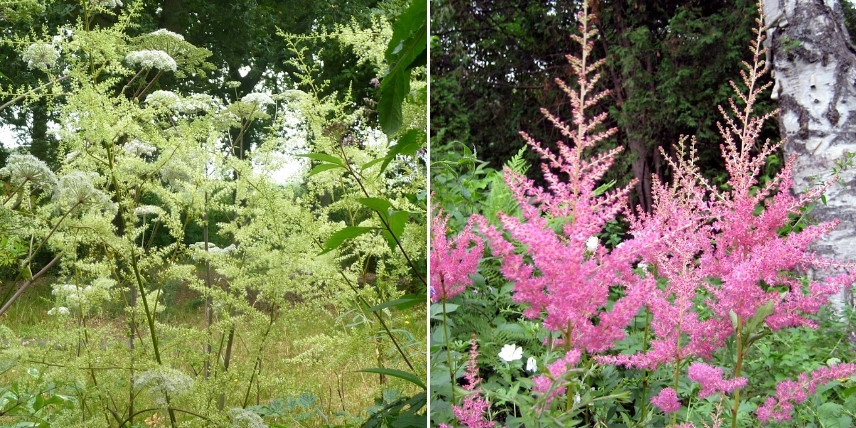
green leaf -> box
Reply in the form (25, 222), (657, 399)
(377, 129), (424, 173)
(320, 226), (374, 255)
(357, 368), (425, 389)
(307, 163), (343, 177)
(296, 392), (317, 409)
(366, 294), (424, 313)
(381, 210), (409, 251)
(296, 152), (344, 167)
(378, 0), (427, 134)
(594, 179), (616, 196)
(358, 197), (393, 217)
(378, 69), (411, 134)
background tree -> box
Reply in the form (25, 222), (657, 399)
(763, 0), (856, 313)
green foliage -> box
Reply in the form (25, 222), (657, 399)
(0, 1), (426, 426)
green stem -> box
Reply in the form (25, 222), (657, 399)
(442, 296), (455, 405)
(732, 317), (744, 428)
(640, 307), (652, 425)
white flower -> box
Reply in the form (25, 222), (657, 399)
(638, 262), (649, 271)
(134, 205), (162, 217)
(240, 92), (274, 107)
(145, 90), (180, 108)
(55, 171), (114, 211)
(176, 93), (217, 114)
(526, 356), (537, 372)
(22, 42), (59, 71)
(91, 0), (122, 8)
(149, 29), (184, 41)
(47, 306), (70, 316)
(228, 407), (268, 428)
(498, 344), (523, 362)
(124, 139), (156, 156)
(134, 367), (193, 406)
(585, 236), (599, 253)
(125, 49), (177, 72)
(0, 153), (57, 190)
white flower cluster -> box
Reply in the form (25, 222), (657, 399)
(149, 29), (184, 41)
(240, 93), (274, 107)
(52, 278), (115, 314)
(189, 242), (237, 260)
(177, 93), (217, 114)
(145, 90), (179, 108)
(47, 306), (70, 316)
(22, 42), (59, 71)
(55, 171), (114, 211)
(125, 49), (177, 72)
(90, 0), (122, 8)
(134, 367), (194, 406)
(228, 407), (268, 428)
(124, 139), (157, 157)
(0, 153), (57, 190)
(134, 205), (162, 217)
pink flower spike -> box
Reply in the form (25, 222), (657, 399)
(687, 362), (747, 399)
(651, 387), (681, 413)
(430, 208), (484, 302)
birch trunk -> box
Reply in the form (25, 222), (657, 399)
(764, 0), (856, 313)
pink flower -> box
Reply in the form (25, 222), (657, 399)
(431, 208), (484, 302)
(650, 387), (681, 413)
(757, 363), (856, 423)
(532, 349), (583, 405)
(450, 335), (497, 428)
(687, 362), (747, 399)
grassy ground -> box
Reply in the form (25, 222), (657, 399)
(0, 278), (426, 427)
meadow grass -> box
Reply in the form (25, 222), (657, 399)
(0, 278), (426, 427)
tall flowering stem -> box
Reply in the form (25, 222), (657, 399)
(478, 0), (648, 355)
(431, 207), (485, 406)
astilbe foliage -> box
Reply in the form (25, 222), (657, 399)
(475, 1), (649, 354)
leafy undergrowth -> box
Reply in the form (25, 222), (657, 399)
(1, 280), (426, 427)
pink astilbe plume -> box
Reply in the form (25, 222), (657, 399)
(650, 387), (681, 414)
(431, 207), (484, 301)
(602, 9), (855, 375)
(532, 349), (582, 406)
(448, 335), (497, 428)
(687, 362), (747, 399)
(476, 0), (648, 354)
(756, 363), (856, 423)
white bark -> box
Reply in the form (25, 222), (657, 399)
(764, 0), (856, 312)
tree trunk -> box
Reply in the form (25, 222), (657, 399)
(764, 0), (856, 312)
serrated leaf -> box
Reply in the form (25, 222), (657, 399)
(307, 163), (343, 177)
(357, 368), (425, 389)
(378, 129), (424, 173)
(378, 0), (426, 134)
(358, 197), (393, 217)
(366, 294), (423, 313)
(296, 152), (344, 167)
(296, 392), (317, 409)
(388, 210), (409, 239)
(378, 70), (410, 134)
(320, 226), (374, 255)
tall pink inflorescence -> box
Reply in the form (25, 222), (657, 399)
(601, 7), (856, 379)
(431, 207), (485, 302)
(476, 0), (649, 356)
(448, 335), (497, 428)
